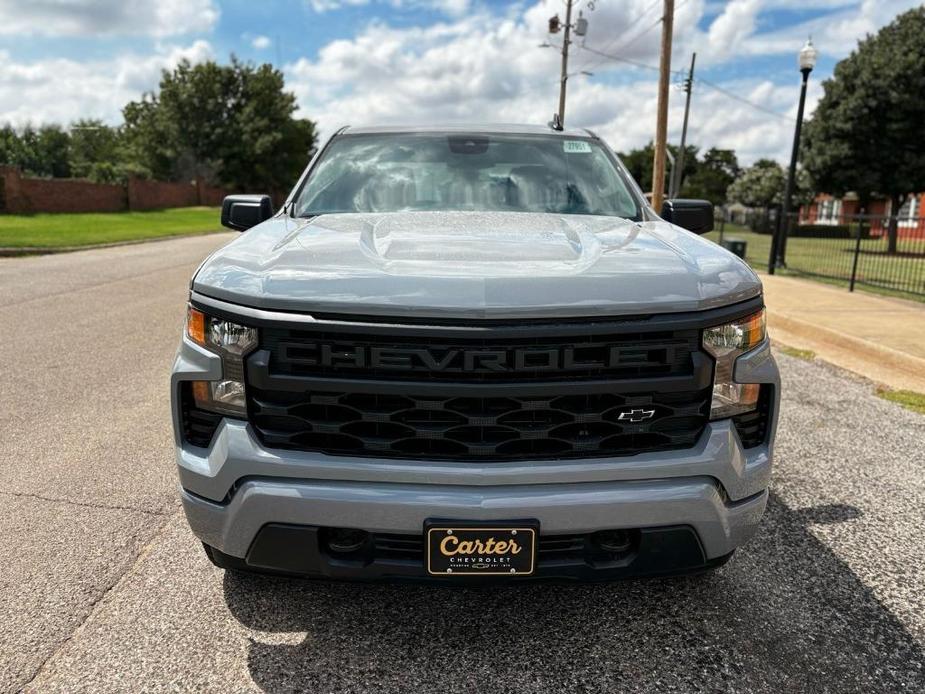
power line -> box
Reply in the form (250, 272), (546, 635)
(578, 15), (664, 73)
(578, 42), (793, 122)
(579, 43), (682, 75)
(573, 0), (663, 73)
(590, 0), (662, 55)
(576, 0), (690, 74)
(556, 0), (791, 124)
(695, 77), (793, 121)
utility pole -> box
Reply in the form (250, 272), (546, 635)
(558, 0), (574, 126)
(546, 2), (589, 128)
(651, 0), (675, 213)
(668, 52), (696, 200)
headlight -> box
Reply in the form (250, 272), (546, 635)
(186, 307), (257, 417)
(187, 307), (258, 354)
(703, 309), (766, 419)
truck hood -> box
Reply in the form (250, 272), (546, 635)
(193, 211), (761, 319)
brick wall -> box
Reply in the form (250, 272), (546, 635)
(196, 180), (228, 207)
(1, 166), (125, 213)
(127, 178), (198, 211)
(0, 166), (230, 214)
(23, 177), (126, 213)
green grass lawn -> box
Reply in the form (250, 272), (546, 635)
(705, 224), (925, 302)
(775, 344), (816, 361)
(0, 207), (224, 248)
(876, 388), (925, 415)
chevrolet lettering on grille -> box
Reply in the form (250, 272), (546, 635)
(277, 342), (666, 374)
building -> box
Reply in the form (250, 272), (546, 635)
(800, 192), (925, 237)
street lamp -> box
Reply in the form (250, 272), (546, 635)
(769, 38), (817, 274)
(799, 38), (818, 71)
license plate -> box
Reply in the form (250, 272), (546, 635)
(426, 522), (537, 576)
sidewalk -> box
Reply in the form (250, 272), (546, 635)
(760, 273), (925, 392)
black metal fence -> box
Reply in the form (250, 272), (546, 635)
(713, 211), (925, 301)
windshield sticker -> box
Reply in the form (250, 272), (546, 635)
(564, 140), (592, 154)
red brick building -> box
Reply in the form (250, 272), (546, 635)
(800, 192), (925, 238)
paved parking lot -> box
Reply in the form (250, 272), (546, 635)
(2, 235), (925, 693)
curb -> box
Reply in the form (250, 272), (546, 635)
(0, 230), (226, 257)
(768, 311), (925, 390)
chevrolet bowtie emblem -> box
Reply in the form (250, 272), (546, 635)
(617, 408), (656, 423)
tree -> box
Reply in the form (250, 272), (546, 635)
(69, 119), (125, 183)
(619, 142), (656, 193)
(726, 159), (785, 210)
(726, 159), (813, 232)
(619, 141), (699, 198)
(36, 126), (72, 178)
(0, 125), (71, 177)
(802, 7), (925, 253)
(121, 98), (170, 181)
(122, 57), (317, 192)
(682, 148), (740, 206)
(726, 159), (813, 209)
(0, 125), (24, 168)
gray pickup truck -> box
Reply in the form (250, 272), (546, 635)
(171, 124), (779, 581)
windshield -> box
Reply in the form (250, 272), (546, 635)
(293, 133), (641, 220)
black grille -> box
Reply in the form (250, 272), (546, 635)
(248, 387), (710, 460)
(733, 386), (772, 449)
(242, 311), (725, 461)
(374, 533), (425, 561)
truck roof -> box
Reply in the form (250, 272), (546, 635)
(341, 123), (596, 138)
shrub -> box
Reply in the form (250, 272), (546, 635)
(792, 224), (872, 239)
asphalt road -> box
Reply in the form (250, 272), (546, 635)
(2, 234), (925, 693)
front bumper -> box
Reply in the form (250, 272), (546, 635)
(183, 474), (767, 580)
(172, 332), (779, 580)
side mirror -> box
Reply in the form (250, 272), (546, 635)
(221, 194), (274, 231)
(660, 199), (714, 234)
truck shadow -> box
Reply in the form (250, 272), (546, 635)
(222, 493), (925, 693)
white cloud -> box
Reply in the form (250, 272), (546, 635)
(282, 0), (922, 164)
(309, 0), (369, 12)
(389, 0), (472, 15)
(283, 1), (795, 163)
(2, 0), (917, 167)
(704, 0), (762, 61)
(0, 0), (219, 37)
(424, 0), (471, 15)
(0, 41), (214, 126)
(742, 0), (922, 58)
(309, 0), (471, 15)
(691, 0), (923, 63)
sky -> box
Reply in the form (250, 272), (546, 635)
(0, 0), (921, 164)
